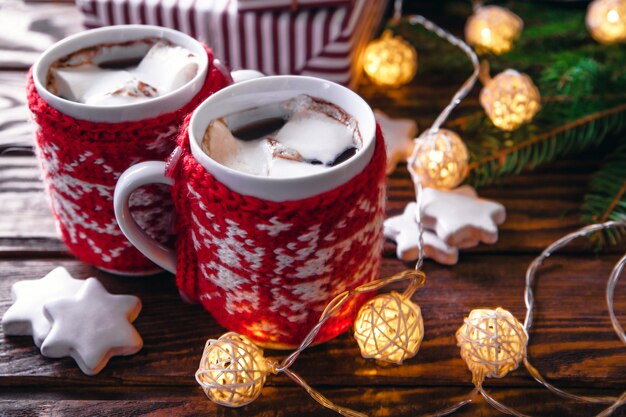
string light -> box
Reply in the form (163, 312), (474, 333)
(195, 223), (626, 416)
(363, 30), (418, 87)
(522, 221), (626, 413)
(354, 291), (424, 364)
(195, 332), (269, 407)
(195, 270), (427, 416)
(456, 308), (528, 385)
(195, 6), (626, 415)
(408, 129), (469, 190)
(479, 68), (541, 131)
(465, 5), (524, 55)
(586, 0), (626, 44)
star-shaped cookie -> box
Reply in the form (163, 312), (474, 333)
(374, 109), (418, 174)
(384, 202), (459, 265)
(422, 186), (506, 247)
(2, 267), (84, 347)
(40, 278), (143, 375)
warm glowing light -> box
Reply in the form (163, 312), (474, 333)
(608, 9), (620, 23)
(363, 30), (418, 87)
(354, 292), (424, 365)
(195, 332), (268, 407)
(587, 0), (626, 44)
(480, 69), (541, 131)
(465, 5), (523, 55)
(456, 308), (528, 384)
(409, 129), (469, 190)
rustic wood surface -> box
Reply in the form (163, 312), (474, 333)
(0, 2), (625, 417)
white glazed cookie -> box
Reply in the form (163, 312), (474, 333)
(422, 186), (506, 247)
(40, 278), (143, 375)
(2, 267), (84, 347)
(374, 109), (418, 174)
(384, 202), (459, 265)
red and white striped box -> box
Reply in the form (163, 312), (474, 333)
(237, 0), (352, 12)
(76, 0), (387, 88)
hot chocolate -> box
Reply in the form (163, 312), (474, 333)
(201, 94), (362, 178)
(46, 38), (199, 106)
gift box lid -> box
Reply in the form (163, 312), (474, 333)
(237, 0), (352, 12)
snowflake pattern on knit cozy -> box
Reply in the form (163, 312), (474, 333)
(26, 47), (231, 273)
(35, 138), (175, 266)
(171, 124), (388, 346)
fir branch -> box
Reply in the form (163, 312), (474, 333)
(466, 102), (626, 185)
(581, 143), (626, 246)
(400, 2), (626, 190)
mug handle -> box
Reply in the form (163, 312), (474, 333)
(114, 161), (177, 273)
(114, 68), (265, 274)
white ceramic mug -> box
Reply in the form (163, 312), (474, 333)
(114, 75), (377, 273)
(30, 24), (262, 275)
(33, 25), (211, 123)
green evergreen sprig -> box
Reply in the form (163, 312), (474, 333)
(400, 1), (626, 245)
(581, 143), (626, 246)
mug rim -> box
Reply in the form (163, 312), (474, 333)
(32, 25), (209, 123)
(188, 75), (377, 201)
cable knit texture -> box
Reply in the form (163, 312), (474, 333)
(170, 121), (387, 346)
(26, 47), (230, 274)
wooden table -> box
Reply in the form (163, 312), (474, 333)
(1, 2), (625, 416)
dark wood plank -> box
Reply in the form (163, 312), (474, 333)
(1, 386), (624, 417)
(0, 73), (32, 152)
(1, 256), (624, 389)
(0, 157), (66, 256)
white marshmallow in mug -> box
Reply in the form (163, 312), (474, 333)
(50, 40), (200, 106)
(202, 94), (361, 178)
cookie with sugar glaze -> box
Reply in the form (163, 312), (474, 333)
(422, 186), (506, 247)
(40, 278), (143, 375)
(384, 202), (460, 265)
(2, 267), (84, 347)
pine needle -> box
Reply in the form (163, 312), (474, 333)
(581, 143), (626, 247)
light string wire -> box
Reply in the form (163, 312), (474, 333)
(608, 252), (626, 345)
(266, 269), (427, 417)
(423, 221), (626, 417)
(259, 10), (484, 417)
(272, 4), (626, 415)
(200, 5), (626, 416)
(522, 220), (626, 414)
(400, 11), (480, 274)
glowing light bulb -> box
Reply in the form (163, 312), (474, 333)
(408, 129), (469, 190)
(363, 30), (418, 87)
(480, 69), (541, 131)
(465, 5), (523, 55)
(353, 292), (424, 365)
(195, 332), (269, 407)
(456, 308), (528, 384)
(587, 0), (626, 44)
(480, 27), (492, 40)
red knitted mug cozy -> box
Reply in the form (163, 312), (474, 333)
(168, 119), (387, 347)
(26, 46), (230, 274)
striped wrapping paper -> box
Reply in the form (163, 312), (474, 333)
(237, 0), (352, 12)
(76, 0), (388, 88)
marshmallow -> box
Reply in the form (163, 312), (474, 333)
(274, 111), (355, 165)
(47, 39), (198, 105)
(202, 94), (361, 178)
(134, 41), (199, 93)
(268, 156), (328, 178)
(202, 118), (272, 176)
(50, 66), (134, 103)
